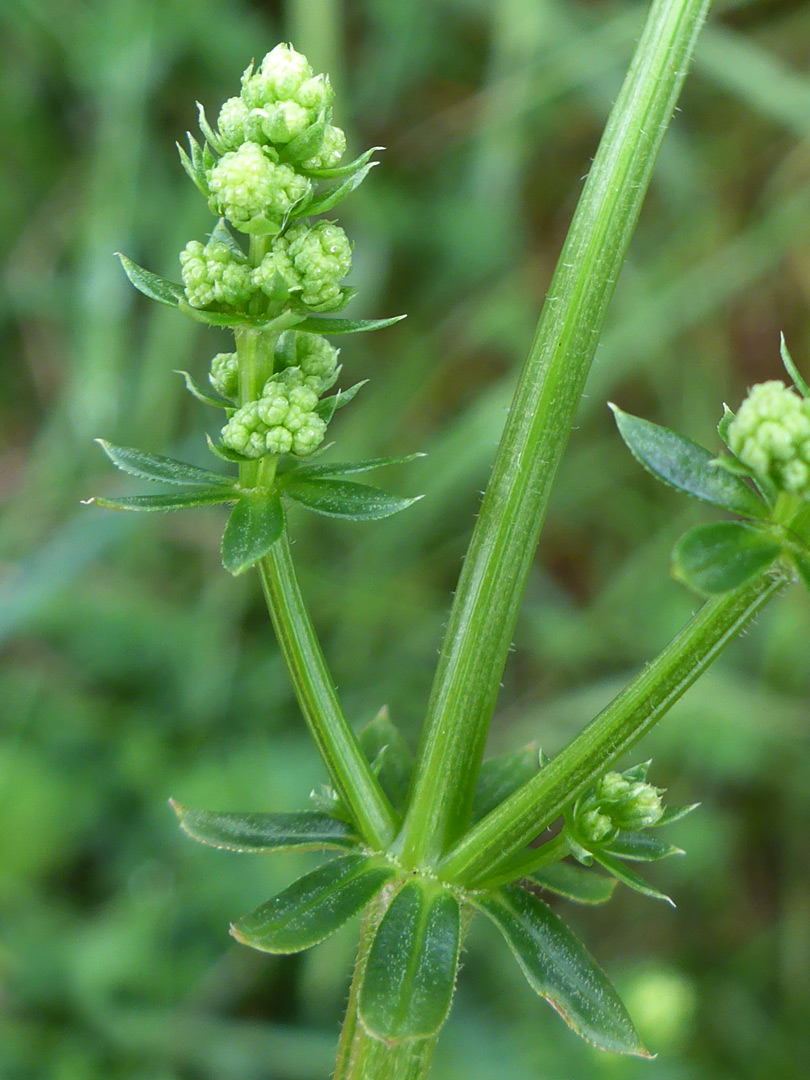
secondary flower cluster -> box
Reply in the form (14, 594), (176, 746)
(217, 332), (339, 459)
(571, 769), (664, 846)
(727, 380), (810, 499)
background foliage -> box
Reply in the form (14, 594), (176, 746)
(2, 0), (810, 1076)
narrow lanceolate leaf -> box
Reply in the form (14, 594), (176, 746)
(591, 851), (674, 906)
(654, 802), (699, 827)
(231, 855), (394, 954)
(208, 217), (245, 259)
(471, 745), (541, 823)
(283, 478), (422, 521)
(176, 370), (233, 408)
(205, 435), (251, 464)
(529, 863), (617, 906)
(780, 333), (810, 397)
(315, 381), (368, 422)
(117, 254), (185, 307)
(95, 440), (233, 487)
(601, 832), (684, 862)
(221, 494), (284, 576)
(295, 314), (406, 335)
(359, 707), (414, 812)
(85, 488), (236, 512)
(672, 522), (783, 595)
(278, 117), (328, 167)
(301, 145), (383, 179)
(474, 885), (648, 1056)
(291, 453), (426, 480)
(170, 802), (359, 852)
(359, 881), (461, 1042)
(304, 163), (377, 217)
(610, 405), (767, 519)
(178, 303), (305, 332)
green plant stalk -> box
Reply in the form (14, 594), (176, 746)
(257, 540), (398, 850)
(477, 831), (570, 891)
(397, 0), (712, 867)
(439, 569), (786, 887)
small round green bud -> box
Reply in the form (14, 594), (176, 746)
(258, 100), (311, 145)
(595, 772), (633, 804)
(221, 400), (293, 457)
(242, 44), (313, 109)
(207, 143), (310, 232)
(727, 381), (810, 498)
(209, 352), (239, 399)
(221, 375), (327, 459)
(179, 239), (253, 309)
(291, 417), (327, 456)
(295, 74), (333, 114)
(578, 809), (614, 845)
(276, 331), (340, 393)
(302, 124), (346, 170)
(285, 220), (352, 308)
(610, 784), (664, 831)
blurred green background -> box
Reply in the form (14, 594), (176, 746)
(2, 0), (810, 1077)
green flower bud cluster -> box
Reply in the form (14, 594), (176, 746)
(573, 769), (664, 845)
(207, 143), (311, 234)
(209, 352), (239, 400)
(727, 380), (810, 498)
(221, 369), (328, 459)
(254, 221), (352, 311)
(217, 44), (346, 170)
(179, 239), (253, 309)
(275, 331), (340, 393)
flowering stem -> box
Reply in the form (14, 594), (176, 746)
(257, 536), (398, 850)
(439, 569), (786, 887)
(397, 0), (712, 868)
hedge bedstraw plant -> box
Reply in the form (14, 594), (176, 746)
(86, 3), (810, 1078)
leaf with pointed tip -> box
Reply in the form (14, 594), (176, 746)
(303, 163), (377, 217)
(231, 855), (393, 954)
(291, 453), (426, 480)
(591, 851), (674, 906)
(359, 707), (413, 811)
(315, 381), (367, 423)
(359, 881), (461, 1042)
(95, 440), (233, 488)
(177, 141), (209, 196)
(653, 803), (699, 828)
(118, 254), (184, 308)
(301, 145), (383, 180)
(221, 494), (284, 575)
(176, 370), (232, 408)
(710, 454), (754, 478)
(474, 885), (648, 1056)
(196, 101), (225, 154)
(601, 832), (684, 862)
(295, 314), (406, 335)
(283, 477), (421, 521)
(610, 405), (767, 519)
(620, 761), (651, 783)
(672, 522), (783, 595)
(170, 803), (359, 852)
(209, 217), (246, 259)
(178, 303), (304, 332)
(780, 333), (809, 397)
(718, 404), (735, 445)
(86, 488), (235, 512)
(472, 744), (541, 823)
(529, 863), (617, 906)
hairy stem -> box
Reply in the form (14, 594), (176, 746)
(440, 569), (786, 887)
(258, 537), (398, 849)
(397, 0), (712, 867)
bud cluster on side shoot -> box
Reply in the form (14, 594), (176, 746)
(727, 380), (810, 499)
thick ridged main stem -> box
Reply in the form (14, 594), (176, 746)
(397, 0), (712, 868)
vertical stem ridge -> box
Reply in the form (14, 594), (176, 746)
(398, 0), (712, 866)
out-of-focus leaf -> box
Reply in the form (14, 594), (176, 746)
(231, 855), (394, 954)
(303, 163), (377, 217)
(780, 332), (810, 397)
(359, 881), (461, 1041)
(359, 706), (413, 811)
(118, 254), (184, 307)
(471, 744), (541, 823)
(474, 885), (648, 1055)
(176, 371), (233, 408)
(672, 522), (782, 594)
